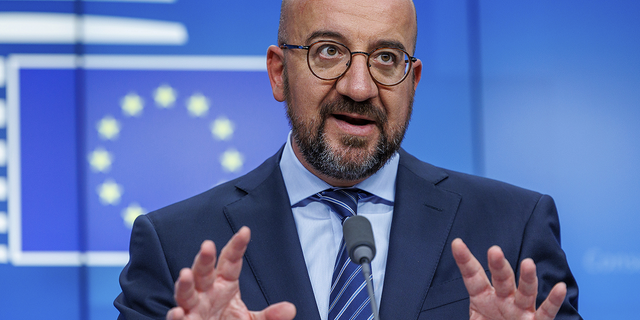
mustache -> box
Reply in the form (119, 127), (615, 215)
(319, 97), (387, 125)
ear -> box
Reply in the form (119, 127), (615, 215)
(267, 45), (286, 102)
(411, 58), (423, 91)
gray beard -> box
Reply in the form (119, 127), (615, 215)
(281, 64), (414, 182)
(285, 95), (411, 182)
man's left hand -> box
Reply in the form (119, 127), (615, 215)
(452, 238), (567, 320)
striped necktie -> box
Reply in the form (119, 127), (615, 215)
(314, 188), (374, 320)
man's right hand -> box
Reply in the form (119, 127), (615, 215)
(166, 227), (297, 320)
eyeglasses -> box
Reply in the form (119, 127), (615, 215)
(280, 40), (417, 86)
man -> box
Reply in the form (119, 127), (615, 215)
(115, 0), (581, 319)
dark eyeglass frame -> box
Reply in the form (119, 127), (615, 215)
(280, 40), (418, 87)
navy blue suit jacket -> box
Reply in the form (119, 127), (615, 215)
(115, 148), (581, 319)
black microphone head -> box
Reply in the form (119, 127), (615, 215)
(343, 215), (376, 264)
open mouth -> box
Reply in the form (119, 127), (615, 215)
(333, 114), (375, 126)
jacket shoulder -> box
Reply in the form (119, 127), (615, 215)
(398, 148), (543, 202)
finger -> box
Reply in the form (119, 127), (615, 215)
(166, 307), (185, 320)
(254, 301), (297, 320)
(174, 268), (200, 311)
(216, 226), (251, 281)
(514, 258), (538, 310)
(535, 282), (567, 320)
(451, 238), (492, 297)
(487, 245), (516, 299)
(191, 240), (217, 292)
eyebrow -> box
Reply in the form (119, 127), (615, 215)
(304, 30), (408, 52)
(305, 30), (346, 45)
(372, 40), (408, 52)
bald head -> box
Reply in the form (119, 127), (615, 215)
(277, 0), (418, 54)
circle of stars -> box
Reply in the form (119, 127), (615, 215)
(90, 83), (244, 228)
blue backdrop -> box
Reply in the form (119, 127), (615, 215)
(0, 1), (638, 319)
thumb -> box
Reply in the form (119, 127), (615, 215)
(260, 301), (296, 320)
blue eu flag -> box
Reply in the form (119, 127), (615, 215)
(10, 55), (289, 265)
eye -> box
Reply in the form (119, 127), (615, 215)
(323, 46), (337, 56)
(317, 44), (342, 58)
(372, 50), (398, 65)
(379, 53), (394, 63)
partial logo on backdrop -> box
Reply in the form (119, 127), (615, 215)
(584, 247), (640, 274)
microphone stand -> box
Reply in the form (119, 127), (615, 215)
(360, 258), (380, 320)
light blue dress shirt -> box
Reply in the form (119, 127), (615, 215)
(279, 132), (398, 320)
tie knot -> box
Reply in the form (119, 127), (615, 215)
(315, 188), (364, 221)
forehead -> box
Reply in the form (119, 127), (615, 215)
(286, 0), (416, 51)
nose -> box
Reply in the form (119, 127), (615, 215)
(335, 53), (378, 102)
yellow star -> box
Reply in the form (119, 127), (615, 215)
(97, 116), (121, 140)
(154, 84), (177, 108)
(97, 179), (123, 205)
(121, 203), (146, 228)
(220, 148), (244, 173)
(88, 147), (113, 172)
(186, 93), (210, 117)
(210, 117), (235, 141)
(121, 92), (144, 117)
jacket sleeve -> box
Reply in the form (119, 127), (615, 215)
(519, 194), (581, 319)
(114, 214), (177, 320)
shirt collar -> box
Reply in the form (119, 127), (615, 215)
(280, 131), (398, 206)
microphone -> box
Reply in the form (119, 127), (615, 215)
(343, 215), (380, 320)
(343, 215), (376, 263)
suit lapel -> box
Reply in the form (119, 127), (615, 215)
(379, 150), (462, 320)
(224, 151), (321, 320)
